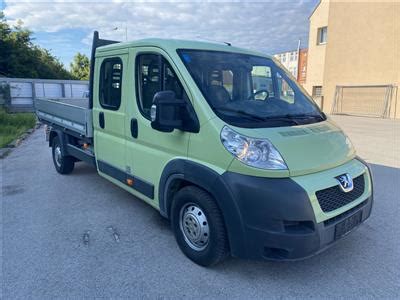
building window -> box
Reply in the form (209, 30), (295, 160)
(312, 86), (323, 97)
(293, 67), (297, 78)
(317, 27), (328, 45)
(282, 54), (286, 62)
(99, 57), (123, 110)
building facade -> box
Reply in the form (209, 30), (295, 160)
(297, 49), (308, 85)
(305, 0), (400, 118)
(274, 48), (308, 85)
(274, 50), (299, 79)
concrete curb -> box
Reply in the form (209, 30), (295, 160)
(0, 122), (41, 159)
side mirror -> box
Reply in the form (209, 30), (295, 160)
(151, 90), (199, 133)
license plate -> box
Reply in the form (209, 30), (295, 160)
(335, 211), (362, 239)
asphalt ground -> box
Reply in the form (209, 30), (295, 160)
(1, 115), (399, 299)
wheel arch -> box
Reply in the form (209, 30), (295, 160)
(48, 130), (58, 147)
(159, 159), (247, 257)
(49, 129), (67, 153)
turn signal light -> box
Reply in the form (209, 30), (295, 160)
(126, 178), (134, 186)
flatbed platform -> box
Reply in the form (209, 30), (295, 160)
(34, 97), (93, 138)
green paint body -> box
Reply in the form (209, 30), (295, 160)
(91, 39), (371, 223)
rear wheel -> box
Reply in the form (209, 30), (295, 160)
(52, 136), (74, 174)
(171, 186), (229, 266)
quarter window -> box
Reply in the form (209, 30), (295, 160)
(99, 57), (123, 110)
(136, 53), (188, 119)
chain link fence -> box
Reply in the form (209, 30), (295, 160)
(331, 85), (398, 118)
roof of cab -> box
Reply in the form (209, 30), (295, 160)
(96, 38), (270, 58)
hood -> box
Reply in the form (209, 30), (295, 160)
(235, 119), (355, 177)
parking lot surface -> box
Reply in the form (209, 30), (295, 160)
(1, 115), (400, 299)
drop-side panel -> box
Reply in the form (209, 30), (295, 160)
(34, 97), (93, 137)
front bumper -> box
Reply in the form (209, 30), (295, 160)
(221, 158), (373, 260)
(244, 197), (372, 260)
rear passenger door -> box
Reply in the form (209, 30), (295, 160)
(124, 47), (192, 205)
(93, 53), (128, 179)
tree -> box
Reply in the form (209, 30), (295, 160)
(0, 12), (73, 79)
(70, 52), (90, 80)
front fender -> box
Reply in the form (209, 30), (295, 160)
(158, 159), (248, 258)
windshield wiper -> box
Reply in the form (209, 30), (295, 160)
(213, 107), (267, 122)
(271, 113), (325, 121)
(291, 113), (325, 120)
(213, 107), (299, 125)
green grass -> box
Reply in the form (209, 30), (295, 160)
(0, 108), (36, 148)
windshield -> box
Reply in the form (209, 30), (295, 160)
(177, 49), (325, 128)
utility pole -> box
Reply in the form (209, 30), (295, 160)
(296, 39), (301, 81)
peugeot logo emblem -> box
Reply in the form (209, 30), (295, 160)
(336, 173), (354, 193)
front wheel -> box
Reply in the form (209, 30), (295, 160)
(171, 186), (229, 266)
(52, 136), (74, 174)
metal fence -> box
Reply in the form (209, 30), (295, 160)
(0, 77), (89, 112)
(331, 85), (398, 118)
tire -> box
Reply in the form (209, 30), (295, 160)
(52, 136), (75, 174)
(171, 186), (229, 266)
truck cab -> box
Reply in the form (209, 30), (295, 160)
(35, 32), (373, 266)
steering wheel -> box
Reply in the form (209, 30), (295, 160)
(248, 89), (270, 100)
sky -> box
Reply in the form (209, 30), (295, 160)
(2, 0), (319, 69)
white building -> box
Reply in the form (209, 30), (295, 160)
(273, 50), (299, 78)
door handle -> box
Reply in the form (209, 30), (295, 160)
(131, 118), (138, 138)
(99, 112), (105, 129)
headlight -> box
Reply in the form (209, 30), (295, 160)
(220, 126), (287, 170)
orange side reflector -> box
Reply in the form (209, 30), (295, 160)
(83, 143), (89, 149)
(126, 178), (134, 186)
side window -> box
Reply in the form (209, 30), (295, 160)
(136, 54), (159, 117)
(276, 72), (295, 103)
(136, 53), (188, 119)
(206, 69), (233, 97)
(222, 70), (233, 97)
(251, 66), (273, 99)
(99, 57), (123, 110)
(163, 61), (187, 100)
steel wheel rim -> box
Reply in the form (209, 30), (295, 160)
(54, 146), (62, 168)
(179, 203), (210, 251)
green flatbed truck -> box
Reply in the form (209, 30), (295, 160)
(34, 31), (373, 266)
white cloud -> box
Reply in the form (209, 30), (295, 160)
(3, 0), (316, 55)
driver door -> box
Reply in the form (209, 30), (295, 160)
(124, 47), (193, 205)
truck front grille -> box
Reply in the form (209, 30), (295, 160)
(316, 174), (365, 212)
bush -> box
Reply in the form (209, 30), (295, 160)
(0, 108), (36, 147)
